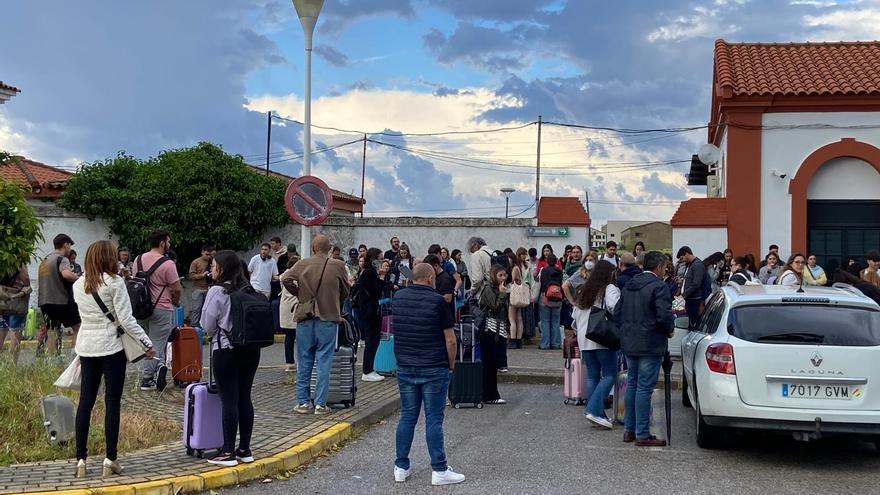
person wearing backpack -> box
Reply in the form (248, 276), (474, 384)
(200, 250), (264, 467)
(134, 230), (181, 392)
(676, 246), (706, 331)
(0, 262), (30, 363)
(290, 234), (349, 415)
(538, 254), (564, 350)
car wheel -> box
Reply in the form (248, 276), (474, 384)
(695, 400), (720, 449)
(681, 375), (692, 408)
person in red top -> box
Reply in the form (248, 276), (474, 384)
(135, 230), (182, 392)
(534, 244), (562, 275)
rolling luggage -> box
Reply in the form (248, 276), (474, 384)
(310, 344), (357, 408)
(374, 299), (396, 375)
(173, 305), (185, 327)
(563, 358), (586, 405)
(171, 326), (202, 386)
(563, 331), (580, 359)
(183, 351), (223, 457)
(448, 319), (483, 409)
(612, 354), (653, 426)
(39, 394), (75, 445)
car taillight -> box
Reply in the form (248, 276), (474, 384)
(706, 343), (736, 375)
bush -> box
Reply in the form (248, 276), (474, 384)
(0, 152), (43, 276)
(59, 142), (289, 267)
(0, 358), (179, 466)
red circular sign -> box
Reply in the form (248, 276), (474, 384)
(284, 176), (334, 226)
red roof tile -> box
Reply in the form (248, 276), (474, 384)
(537, 197), (590, 227)
(0, 157), (72, 199)
(714, 39), (880, 97)
(670, 198), (727, 227)
(0, 81), (20, 93)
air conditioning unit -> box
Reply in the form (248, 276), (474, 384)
(707, 175), (720, 198)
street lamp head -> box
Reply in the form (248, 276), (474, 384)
(292, 0), (325, 47)
(500, 187), (515, 195)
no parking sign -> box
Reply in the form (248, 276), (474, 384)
(284, 176), (334, 226)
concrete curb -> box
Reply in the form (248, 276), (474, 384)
(9, 391), (402, 495)
(501, 369), (683, 391)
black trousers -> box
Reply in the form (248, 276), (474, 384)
(76, 350), (127, 461)
(213, 346), (261, 453)
(480, 332), (500, 401)
(685, 299), (703, 331)
(360, 314), (381, 375)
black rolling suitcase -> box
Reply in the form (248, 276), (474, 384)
(448, 316), (483, 409)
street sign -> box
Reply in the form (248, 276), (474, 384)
(527, 226), (570, 237)
(284, 176), (334, 226)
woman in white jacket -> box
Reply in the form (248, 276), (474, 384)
(278, 255), (300, 372)
(571, 260), (620, 430)
(72, 240), (154, 479)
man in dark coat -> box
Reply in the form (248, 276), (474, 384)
(614, 251), (674, 447)
(677, 246), (706, 331)
(617, 252), (643, 290)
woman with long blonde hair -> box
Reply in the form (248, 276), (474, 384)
(72, 240), (154, 479)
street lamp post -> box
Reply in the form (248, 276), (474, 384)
(500, 187), (515, 218)
(293, 0), (324, 257)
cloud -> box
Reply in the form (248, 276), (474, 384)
(804, 6), (880, 39)
(423, 22), (547, 72)
(427, 0), (560, 22)
(313, 46), (350, 67)
(319, 0), (416, 35)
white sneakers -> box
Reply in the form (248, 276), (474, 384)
(586, 413), (614, 429)
(361, 372), (386, 382)
(394, 466), (410, 482)
(432, 467), (466, 486)
(395, 466), (465, 485)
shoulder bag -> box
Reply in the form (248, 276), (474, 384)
(0, 271), (31, 316)
(509, 279), (530, 308)
(585, 289), (620, 350)
(294, 258), (330, 322)
(92, 291), (153, 363)
(483, 290), (510, 339)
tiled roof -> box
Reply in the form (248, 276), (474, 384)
(0, 157), (72, 199)
(0, 81), (20, 93)
(670, 198), (727, 227)
(714, 39), (880, 97)
(537, 197), (590, 227)
(245, 164), (365, 209)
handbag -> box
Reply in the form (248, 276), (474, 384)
(54, 355), (82, 390)
(509, 281), (530, 308)
(0, 272), (31, 316)
(92, 291), (152, 363)
(585, 293), (620, 350)
(294, 258), (329, 322)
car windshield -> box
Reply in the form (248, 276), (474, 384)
(728, 305), (880, 346)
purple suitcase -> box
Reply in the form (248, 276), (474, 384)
(183, 382), (223, 457)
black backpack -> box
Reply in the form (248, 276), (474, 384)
(128, 255), (172, 320)
(225, 285), (274, 349)
(484, 249), (509, 270)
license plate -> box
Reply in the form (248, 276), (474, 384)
(782, 383), (854, 400)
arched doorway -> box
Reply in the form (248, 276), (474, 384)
(790, 139), (880, 273)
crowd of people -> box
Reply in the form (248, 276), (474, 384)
(3, 230), (880, 484)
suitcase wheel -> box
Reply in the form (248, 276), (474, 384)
(196, 449), (205, 459)
(186, 448), (194, 457)
(453, 403), (461, 409)
(476, 403), (484, 409)
(343, 402), (350, 409)
(564, 399), (570, 405)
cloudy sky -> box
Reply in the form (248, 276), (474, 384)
(0, 0), (874, 224)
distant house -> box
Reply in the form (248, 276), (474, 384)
(245, 164), (365, 216)
(674, 39), (880, 271)
(589, 227), (606, 250)
(602, 220), (655, 247)
(535, 196), (591, 254)
(0, 81), (20, 104)
(620, 221), (672, 252)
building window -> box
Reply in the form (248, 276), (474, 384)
(635, 233), (641, 237)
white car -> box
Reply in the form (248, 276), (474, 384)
(680, 283), (880, 449)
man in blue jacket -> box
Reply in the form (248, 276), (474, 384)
(614, 251), (675, 447)
(392, 263), (464, 486)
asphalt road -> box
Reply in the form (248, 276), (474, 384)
(216, 383), (880, 495)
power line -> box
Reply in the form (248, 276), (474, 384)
(265, 139), (364, 165)
(271, 114), (536, 137)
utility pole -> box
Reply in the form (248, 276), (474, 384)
(360, 134), (367, 217)
(535, 115), (542, 218)
(265, 111), (272, 176)
(585, 189), (591, 250)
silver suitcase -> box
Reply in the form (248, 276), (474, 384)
(40, 394), (76, 445)
(309, 345), (357, 408)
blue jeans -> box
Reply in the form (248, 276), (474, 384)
(582, 349), (617, 418)
(295, 319), (337, 407)
(624, 355), (662, 439)
(539, 303), (561, 349)
(395, 366), (452, 473)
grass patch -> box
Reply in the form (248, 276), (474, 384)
(0, 357), (179, 466)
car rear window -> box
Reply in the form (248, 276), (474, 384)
(728, 305), (880, 346)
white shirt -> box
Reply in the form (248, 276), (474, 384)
(778, 270), (800, 287)
(248, 255), (278, 294)
(73, 273), (152, 357)
(572, 284), (621, 352)
(599, 254), (619, 268)
(469, 248), (492, 289)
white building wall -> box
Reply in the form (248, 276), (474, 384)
(672, 227), (727, 260)
(760, 112), (880, 257)
(806, 157), (880, 200)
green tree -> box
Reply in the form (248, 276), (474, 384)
(0, 152), (44, 276)
(59, 143), (289, 266)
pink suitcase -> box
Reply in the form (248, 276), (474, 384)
(563, 358), (586, 405)
(183, 382), (223, 457)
